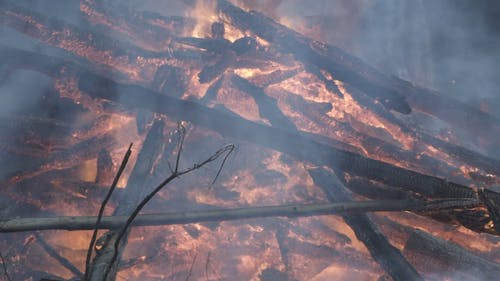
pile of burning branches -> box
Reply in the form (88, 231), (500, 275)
(0, 0), (499, 280)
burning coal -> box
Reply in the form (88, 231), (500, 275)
(0, 0), (499, 280)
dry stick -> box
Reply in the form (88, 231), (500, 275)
(84, 143), (133, 280)
(0, 199), (480, 233)
(0, 252), (11, 281)
(102, 126), (235, 281)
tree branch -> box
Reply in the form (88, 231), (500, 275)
(0, 199), (479, 233)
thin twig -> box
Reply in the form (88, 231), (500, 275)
(84, 143), (133, 280)
(205, 252), (211, 281)
(185, 253), (198, 281)
(102, 125), (234, 281)
(0, 252), (11, 281)
(211, 144), (234, 185)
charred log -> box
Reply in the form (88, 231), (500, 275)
(152, 65), (187, 98)
(309, 167), (424, 281)
(87, 119), (166, 281)
(230, 74), (297, 131)
(200, 76), (224, 104)
(339, 173), (494, 234)
(216, 0), (500, 147)
(405, 229), (500, 280)
(249, 68), (300, 88)
(78, 71), (477, 201)
(198, 51), (235, 83)
(95, 149), (113, 185)
(216, 0), (410, 114)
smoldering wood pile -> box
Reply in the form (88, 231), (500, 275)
(0, 1), (499, 281)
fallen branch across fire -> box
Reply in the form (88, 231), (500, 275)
(0, 198), (480, 233)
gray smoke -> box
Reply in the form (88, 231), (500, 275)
(274, 0), (500, 113)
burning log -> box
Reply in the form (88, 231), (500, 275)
(0, 1), (169, 60)
(115, 120), (166, 214)
(96, 149), (113, 186)
(309, 167), (424, 281)
(6, 135), (115, 185)
(152, 65), (188, 97)
(80, 0), (190, 50)
(249, 68), (300, 88)
(198, 51), (235, 83)
(338, 173), (494, 234)
(215, 0), (500, 147)
(78, 71), (477, 201)
(87, 120), (167, 281)
(2, 44), (491, 233)
(0, 199), (479, 233)
(479, 188), (500, 233)
(230, 74), (297, 131)
(371, 215), (500, 280)
(338, 173), (420, 201)
(405, 229), (500, 280)
(200, 75), (224, 104)
(216, 0), (410, 115)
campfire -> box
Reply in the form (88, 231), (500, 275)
(1, 0), (499, 280)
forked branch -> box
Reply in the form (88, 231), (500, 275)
(100, 123), (234, 281)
